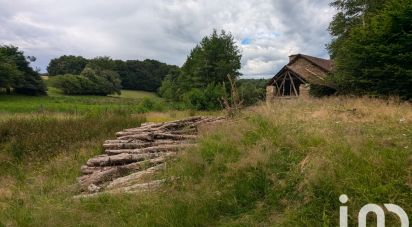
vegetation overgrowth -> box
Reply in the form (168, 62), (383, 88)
(0, 97), (410, 226)
(159, 30), (243, 110)
(328, 0), (412, 99)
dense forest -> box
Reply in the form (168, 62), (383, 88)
(328, 0), (412, 99)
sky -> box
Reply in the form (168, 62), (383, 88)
(0, 0), (335, 78)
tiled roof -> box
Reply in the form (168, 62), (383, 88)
(289, 54), (333, 72)
(267, 54), (333, 86)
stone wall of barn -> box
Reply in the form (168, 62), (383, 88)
(299, 83), (310, 98)
(266, 85), (275, 103)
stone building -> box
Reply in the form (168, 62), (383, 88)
(266, 54), (333, 100)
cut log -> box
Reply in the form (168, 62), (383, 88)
(106, 164), (165, 190)
(103, 140), (179, 149)
(78, 156), (168, 190)
(170, 128), (197, 135)
(117, 132), (197, 141)
(105, 143), (196, 155)
(153, 133), (197, 140)
(116, 133), (154, 141)
(86, 152), (175, 167)
(81, 165), (114, 175)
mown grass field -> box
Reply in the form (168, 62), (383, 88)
(0, 97), (411, 226)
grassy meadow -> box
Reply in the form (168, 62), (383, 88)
(0, 88), (168, 115)
(0, 96), (411, 226)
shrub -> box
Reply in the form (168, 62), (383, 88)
(183, 84), (224, 110)
(158, 75), (178, 101)
(309, 83), (337, 97)
(237, 79), (266, 105)
(51, 68), (122, 96)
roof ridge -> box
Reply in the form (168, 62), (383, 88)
(290, 54), (332, 72)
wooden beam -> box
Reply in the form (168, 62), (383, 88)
(281, 74), (287, 96)
(288, 72), (299, 96)
(289, 70), (306, 84)
(276, 73), (287, 96)
(274, 82), (281, 96)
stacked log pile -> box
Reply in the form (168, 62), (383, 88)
(76, 116), (225, 197)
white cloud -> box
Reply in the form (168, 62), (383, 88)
(0, 0), (335, 77)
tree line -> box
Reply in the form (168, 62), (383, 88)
(0, 32), (265, 108)
(47, 30), (266, 109)
(48, 56), (178, 95)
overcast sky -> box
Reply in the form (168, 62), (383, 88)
(0, 0), (335, 78)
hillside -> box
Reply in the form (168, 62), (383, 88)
(0, 97), (410, 226)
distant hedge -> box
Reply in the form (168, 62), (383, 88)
(51, 68), (121, 96)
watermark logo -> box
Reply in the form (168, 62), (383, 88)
(339, 194), (409, 227)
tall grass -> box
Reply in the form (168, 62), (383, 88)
(131, 97), (412, 226)
(0, 97), (411, 226)
(0, 93), (167, 114)
(0, 113), (145, 226)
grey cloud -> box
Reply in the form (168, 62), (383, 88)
(0, 0), (334, 77)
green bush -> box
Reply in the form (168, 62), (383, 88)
(158, 75), (178, 101)
(51, 68), (122, 96)
(237, 79), (267, 105)
(309, 83), (337, 97)
(134, 97), (166, 113)
(183, 84), (224, 110)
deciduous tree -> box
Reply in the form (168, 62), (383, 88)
(0, 45), (46, 95)
(47, 55), (88, 76)
(329, 0), (412, 99)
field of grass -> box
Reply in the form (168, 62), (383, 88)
(0, 86), (168, 114)
(0, 97), (411, 226)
